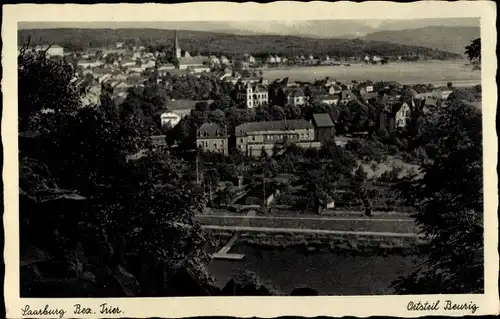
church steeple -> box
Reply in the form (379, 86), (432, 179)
(173, 30), (181, 59)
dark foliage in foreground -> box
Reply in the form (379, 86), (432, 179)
(392, 97), (483, 294)
(19, 51), (213, 297)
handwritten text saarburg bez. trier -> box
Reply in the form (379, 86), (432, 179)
(21, 303), (122, 318)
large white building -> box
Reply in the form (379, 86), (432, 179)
(236, 83), (269, 109)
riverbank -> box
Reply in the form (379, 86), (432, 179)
(261, 60), (480, 84)
(205, 229), (428, 256)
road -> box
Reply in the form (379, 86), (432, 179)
(196, 213), (419, 234)
(201, 225), (424, 238)
(198, 214), (413, 223)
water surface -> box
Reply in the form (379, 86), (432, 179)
(207, 244), (420, 295)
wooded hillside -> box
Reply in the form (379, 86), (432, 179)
(18, 28), (461, 59)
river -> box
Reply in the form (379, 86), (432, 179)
(261, 60), (480, 86)
(207, 244), (421, 295)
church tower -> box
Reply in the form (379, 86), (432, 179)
(173, 30), (181, 59)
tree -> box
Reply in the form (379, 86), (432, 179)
(209, 109), (226, 125)
(217, 186), (233, 207)
(392, 100), (483, 294)
(269, 105), (286, 121)
(18, 47), (214, 297)
(18, 51), (81, 131)
(284, 104), (302, 120)
(465, 38), (481, 62)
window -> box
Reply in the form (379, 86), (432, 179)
(252, 136), (255, 141)
(240, 138), (243, 143)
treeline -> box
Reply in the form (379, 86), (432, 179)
(18, 28), (461, 59)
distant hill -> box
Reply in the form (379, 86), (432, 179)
(362, 26), (480, 56)
(18, 28), (461, 59)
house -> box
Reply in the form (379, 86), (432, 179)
(287, 88), (307, 107)
(356, 82), (375, 96)
(311, 113), (335, 143)
(432, 87), (453, 100)
(120, 59), (137, 68)
(77, 60), (104, 69)
(209, 55), (221, 66)
(160, 112), (182, 128)
(188, 66), (211, 73)
(126, 75), (146, 87)
(81, 85), (101, 107)
(196, 123), (229, 155)
(339, 89), (355, 104)
(178, 56), (210, 70)
(240, 76), (267, 85)
(98, 74), (112, 84)
(220, 56), (230, 65)
(235, 119), (320, 157)
(413, 86), (433, 99)
(142, 60), (156, 69)
(245, 54), (256, 64)
(327, 84), (342, 95)
(393, 100), (412, 129)
(236, 83), (269, 109)
(267, 56), (277, 64)
(317, 94), (340, 106)
(167, 99), (204, 118)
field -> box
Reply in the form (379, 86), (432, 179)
(359, 156), (422, 179)
(262, 60), (481, 85)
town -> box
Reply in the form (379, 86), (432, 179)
(18, 23), (483, 298)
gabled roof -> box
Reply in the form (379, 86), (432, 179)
(288, 87), (305, 97)
(391, 101), (411, 115)
(413, 86), (429, 94)
(312, 113), (334, 128)
(197, 123), (228, 138)
(434, 86), (453, 92)
(235, 119), (313, 137)
(168, 99), (206, 110)
(179, 56), (209, 65)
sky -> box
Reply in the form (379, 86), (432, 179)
(18, 18), (479, 38)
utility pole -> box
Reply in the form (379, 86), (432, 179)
(209, 181), (213, 203)
(196, 155), (200, 185)
(263, 173), (266, 208)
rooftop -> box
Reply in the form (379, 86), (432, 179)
(179, 56), (209, 65)
(312, 113), (334, 128)
(168, 99), (211, 111)
(197, 123), (228, 138)
(235, 119), (313, 137)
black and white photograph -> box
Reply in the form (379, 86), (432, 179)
(3, 2), (498, 318)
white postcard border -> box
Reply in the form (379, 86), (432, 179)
(3, 2), (499, 318)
